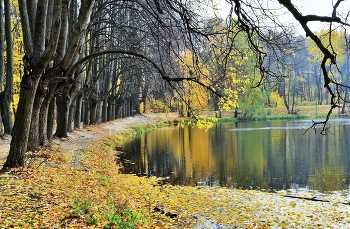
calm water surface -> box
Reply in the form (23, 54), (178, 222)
(121, 119), (350, 192)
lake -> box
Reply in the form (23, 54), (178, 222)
(121, 118), (350, 192)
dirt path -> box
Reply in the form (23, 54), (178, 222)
(0, 136), (10, 161)
(0, 114), (160, 161)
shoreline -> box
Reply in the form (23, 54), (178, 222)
(1, 113), (350, 227)
(0, 113), (178, 161)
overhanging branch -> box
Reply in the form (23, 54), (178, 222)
(67, 50), (222, 97)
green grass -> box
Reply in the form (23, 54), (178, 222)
(131, 125), (148, 134)
(99, 135), (118, 152)
(70, 195), (147, 227)
(212, 108), (339, 123)
(217, 117), (238, 123)
(71, 195), (93, 215)
(256, 115), (310, 120)
(131, 122), (165, 134)
(103, 201), (148, 229)
(256, 113), (338, 121)
(116, 122), (168, 145)
(98, 173), (110, 186)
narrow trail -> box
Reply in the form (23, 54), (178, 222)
(0, 114), (158, 161)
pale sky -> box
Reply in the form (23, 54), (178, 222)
(292, 0), (349, 32)
(217, 0), (350, 35)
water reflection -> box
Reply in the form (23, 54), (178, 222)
(121, 119), (350, 192)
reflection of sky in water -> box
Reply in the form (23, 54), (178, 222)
(122, 118), (350, 192)
(229, 118), (350, 131)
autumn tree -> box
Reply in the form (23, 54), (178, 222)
(260, 30), (305, 114)
(228, 0), (350, 132)
(306, 29), (347, 105)
(2, 0), (237, 169)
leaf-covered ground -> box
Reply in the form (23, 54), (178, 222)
(1, 115), (350, 228)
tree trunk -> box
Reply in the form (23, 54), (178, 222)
(280, 79), (290, 114)
(38, 92), (54, 145)
(111, 99), (116, 120)
(107, 98), (112, 121)
(54, 93), (70, 138)
(68, 98), (76, 132)
(179, 104), (184, 117)
(125, 102), (129, 117)
(27, 106), (41, 151)
(121, 103), (125, 118)
(135, 99), (140, 115)
(186, 99), (191, 117)
(116, 104), (121, 119)
(74, 94), (82, 129)
(3, 72), (41, 168)
(314, 68), (323, 105)
(0, 92), (12, 134)
(90, 99), (98, 125)
(212, 94), (221, 118)
(342, 87), (349, 114)
(47, 96), (55, 141)
(27, 85), (47, 151)
(127, 102), (131, 117)
(0, 109), (2, 137)
(97, 101), (102, 123)
(1, 0), (14, 134)
(84, 99), (90, 126)
(142, 98), (146, 113)
(291, 88), (296, 114)
(282, 92), (290, 114)
(0, 1), (4, 136)
(102, 99), (108, 123)
(130, 101), (134, 116)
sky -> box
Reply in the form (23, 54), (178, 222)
(217, 0), (350, 35)
(295, 0), (349, 32)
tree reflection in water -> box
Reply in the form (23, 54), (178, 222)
(121, 119), (350, 192)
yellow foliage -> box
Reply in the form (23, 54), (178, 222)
(307, 29), (346, 66)
(145, 96), (172, 113)
(187, 115), (218, 131)
(4, 3), (23, 114)
(219, 74), (248, 111)
(219, 87), (239, 110)
(270, 91), (284, 108)
(176, 51), (211, 111)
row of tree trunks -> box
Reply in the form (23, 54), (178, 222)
(2, 0), (269, 170)
(2, 0), (96, 169)
(47, 86), (140, 136)
(0, 0), (13, 135)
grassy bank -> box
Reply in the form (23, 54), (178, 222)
(117, 122), (165, 144)
(198, 104), (342, 122)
